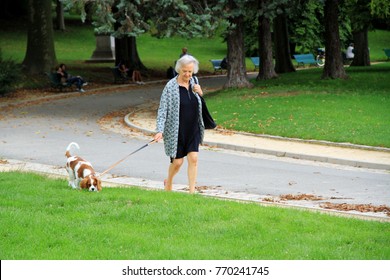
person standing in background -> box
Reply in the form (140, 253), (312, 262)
(346, 43), (355, 59)
(179, 47), (189, 58)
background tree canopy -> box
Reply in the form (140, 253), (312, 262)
(0, 0), (389, 85)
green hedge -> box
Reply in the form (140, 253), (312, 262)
(0, 49), (21, 95)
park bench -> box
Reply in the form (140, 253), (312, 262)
(383, 49), (390, 60)
(209, 59), (224, 74)
(250, 57), (260, 71)
(45, 72), (73, 91)
(293, 53), (317, 67)
(111, 67), (128, 83)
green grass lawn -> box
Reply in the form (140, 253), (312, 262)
(207, 63), (390, 147)
(1, 172), (390, 260)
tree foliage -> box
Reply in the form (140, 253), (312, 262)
(345, 0), (372, 31)
(289, 0), (324, 52)
(62, 0), (145, 36)
(370, 0), (390, 18)
(148, 0), (220, 38)
(62, 0), (220, 38)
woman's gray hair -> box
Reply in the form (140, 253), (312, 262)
(175, 55), (199, 74)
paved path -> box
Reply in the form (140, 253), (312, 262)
(1, 75), (389, 221)
(125, 99), (390, 171)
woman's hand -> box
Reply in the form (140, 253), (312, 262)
(154, 132), (163, 142)
(192, 84), (203, 96)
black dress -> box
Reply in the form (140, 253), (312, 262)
(175, 85), (200, 159)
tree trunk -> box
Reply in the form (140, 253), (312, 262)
(350, 28), (370, 66)
(84, 2), (94, 24)
(257, 0), (278, 80)
(22, 0), (57, 74)
(112, 1), (146, 73)
(115, 36), (146, 71)
(55, 0), (65, 31)
(224, 1), (252, 89)
(273, 12), (295, 74)
(322, 0), (348, 79)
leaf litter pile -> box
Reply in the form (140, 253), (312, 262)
(320, 202), (390, 216)
(263, 193), (390, 217)
(280, 194), (324, 201)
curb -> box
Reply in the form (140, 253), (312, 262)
(1, 159), (389, 222)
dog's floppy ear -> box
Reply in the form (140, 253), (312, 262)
(97, 179), (102, 192)
(80, 178), (89, 189)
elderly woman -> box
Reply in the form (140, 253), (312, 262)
(154, 55), (204, 194)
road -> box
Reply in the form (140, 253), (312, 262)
(1, 76), (389, 212)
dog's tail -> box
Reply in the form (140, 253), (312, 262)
(65, 142), (80, 158)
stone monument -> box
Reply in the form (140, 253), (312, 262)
(86, 34), (115, 63)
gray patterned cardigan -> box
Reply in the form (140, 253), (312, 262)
(156, 77), (205, 158)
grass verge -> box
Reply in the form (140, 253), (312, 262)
(207, 63), (390, 147)
(1, 171), (390, 260)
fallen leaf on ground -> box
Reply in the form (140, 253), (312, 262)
(320, 202), (390, 216)
(280, 193), (323, 201)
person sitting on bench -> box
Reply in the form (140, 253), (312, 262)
(117, 61), (130, 79)
(131, 69), (144, 85)
(57, 63), (87, 92)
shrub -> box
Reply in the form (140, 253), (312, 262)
(0, 49), (22, 95)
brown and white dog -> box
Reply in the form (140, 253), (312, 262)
(65, 142), (102, 192)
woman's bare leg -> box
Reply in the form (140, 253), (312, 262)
(165, 158), (183, 191)
(187, 152), (198, 194)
